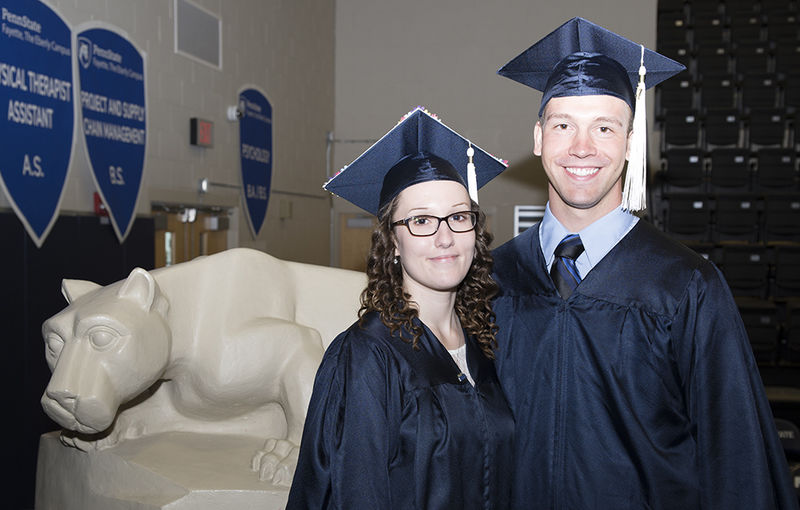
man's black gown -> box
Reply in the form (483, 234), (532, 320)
(286, 311), (514, 509)
(492, 220), (798, 509)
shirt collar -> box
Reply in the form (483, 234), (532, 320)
(540, 203), (570, 268)
(540, 203), (638, 271)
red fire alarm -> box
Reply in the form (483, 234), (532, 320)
(190, 117), (214, 147)
(94, 192), (108, 216)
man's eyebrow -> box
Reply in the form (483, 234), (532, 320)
(594, 116), (625, 127)
(544, 112), (624, 128)
(543, 112), (572, 122)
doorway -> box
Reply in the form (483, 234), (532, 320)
(339, 212), (375, 272)
(152, 204), (232, 268)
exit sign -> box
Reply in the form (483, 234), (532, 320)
(190, 118), (213, 147)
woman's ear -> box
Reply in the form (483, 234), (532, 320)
(390, 229), (399, 258)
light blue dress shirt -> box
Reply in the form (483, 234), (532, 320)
(539, 203), (639, 278)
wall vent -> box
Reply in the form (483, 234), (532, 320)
(514, 205), (546, 237)
(174, 0), (221, 69)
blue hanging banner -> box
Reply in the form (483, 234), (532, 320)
(76, 24), (146, 243)
(0, 0), (74, 247)
(238, 87), (272, 238)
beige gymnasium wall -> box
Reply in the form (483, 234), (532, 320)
(333, 0), (660, 263)
(1, 0), (336, 265)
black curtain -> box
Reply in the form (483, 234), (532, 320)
(2, 211), (154, 510)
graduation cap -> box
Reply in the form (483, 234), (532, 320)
(497, 17), (685, 211)
(324, 107), (508, 216)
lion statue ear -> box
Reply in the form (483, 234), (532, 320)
(61, 279), (102, 304)
(118, 268), (160, 312)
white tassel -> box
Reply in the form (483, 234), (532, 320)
(466, 144), (478, 204)
(622, 45), (648, 212)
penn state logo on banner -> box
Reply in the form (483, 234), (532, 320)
(238, 87), (272, 238)
(0, 1), (74, 247)
(76, 24), (146, 243)
(77, 35), (92, 68)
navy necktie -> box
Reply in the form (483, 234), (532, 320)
(550, 234), (584, 299)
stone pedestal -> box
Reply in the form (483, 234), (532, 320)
(35, 431), (289, 510)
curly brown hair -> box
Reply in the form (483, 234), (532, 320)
(358, 194), (499, 358)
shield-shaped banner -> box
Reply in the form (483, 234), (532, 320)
(76, 24), (146, 243)
(238, 87), (273, 238)
(0, 1), (74, 247)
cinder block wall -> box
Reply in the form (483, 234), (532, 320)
(1, 0), (335, 265)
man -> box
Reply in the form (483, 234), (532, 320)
(491, 17), (798, 509)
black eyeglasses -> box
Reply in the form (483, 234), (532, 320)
(391, 211), (477, 237)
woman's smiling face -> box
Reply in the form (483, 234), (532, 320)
(392, 180), (476, 297)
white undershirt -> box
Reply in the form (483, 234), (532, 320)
(447, 344), (475, 386)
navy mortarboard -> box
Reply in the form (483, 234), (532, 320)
(324, 106), (508, 217)
(497, 17), (685, 211)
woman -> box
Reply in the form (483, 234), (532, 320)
(286, 107), (513, 509)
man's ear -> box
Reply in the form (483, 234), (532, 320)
(533, 121), (543, 156)
(625, 127), (634, 161)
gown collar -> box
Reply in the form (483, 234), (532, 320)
(494, 216), (646, 300)
(416, 319), (493, 387)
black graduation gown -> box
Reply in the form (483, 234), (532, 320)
(286, 311), (515, 510)
(492, 220), (798, 510)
